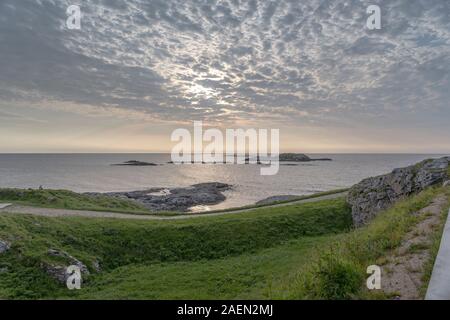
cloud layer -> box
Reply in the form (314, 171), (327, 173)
(0, 0), (449, 129)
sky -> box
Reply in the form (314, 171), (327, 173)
(0, 0), (449, 153)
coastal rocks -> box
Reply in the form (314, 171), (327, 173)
(43, 249), (90, 284)
(0, 240), (11, 254)
(279, 153), (332, 162)
(348, 157), (450, 227)
(256, 195), (298, 205)
(102, 182), (231, 212)
(111, 160), (158, 166)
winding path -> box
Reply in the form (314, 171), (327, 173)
(0, 192), (347, 221)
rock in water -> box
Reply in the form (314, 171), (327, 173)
(278, 153), (332, 162)
(95, 182), (232, 212)
(279, 153), (311, 161)
(111, 160), (158, 166)
(347, 157), (450, 227)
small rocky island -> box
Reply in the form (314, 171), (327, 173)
(244, 153), (332, 164)
(111, 160), (159, 166)
(88, 182), (231, 212)
(279, 153), (332, 162)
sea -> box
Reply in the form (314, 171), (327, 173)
(0, 154), (448, 210)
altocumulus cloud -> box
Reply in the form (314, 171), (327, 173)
(0, 0), (449, 126)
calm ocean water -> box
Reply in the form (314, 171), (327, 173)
(0, 154), (448, 210)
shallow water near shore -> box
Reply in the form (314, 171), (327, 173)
(0, 153), (448, 211)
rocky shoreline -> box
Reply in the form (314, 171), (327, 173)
(87, 182), (231, 212)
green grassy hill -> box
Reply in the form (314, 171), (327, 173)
(1, 186), (449, 300)
(0, 188), (150, 214)
(0, 197), (351, 299)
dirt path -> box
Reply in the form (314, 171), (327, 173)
(382, 194), (448, 299)
(0, 192), (347, 221)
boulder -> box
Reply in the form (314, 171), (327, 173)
(444, 180), (450, 188)
(43, 249), (90, 284)
(0, 240), (10, 254)
(347, 157), (450, 227)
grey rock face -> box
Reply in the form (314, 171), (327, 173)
(444, 180), (450, 188)
(347, 157), (450, 227)
(0, 240), (11, 254)
(43, 249), (90, 284)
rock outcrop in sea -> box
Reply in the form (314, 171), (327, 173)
(111, 160), (158, 166)
(347, 157), (450, 227)
(279, 153), (332, 162)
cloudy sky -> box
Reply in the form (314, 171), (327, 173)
(0, 0), (449, 153)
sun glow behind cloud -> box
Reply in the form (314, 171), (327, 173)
(0, 0), (449, 152)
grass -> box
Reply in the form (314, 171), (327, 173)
(1, 185), (449, 300)
(72, 236), (334, 299)
(0, 188), (151, 214)
(0, 187), (348, 217)
(205, 188), (349, 214)
(279, 186), (450, 299)
(0, 197), (351, 299)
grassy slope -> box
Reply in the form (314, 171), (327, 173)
(0, 186), (350, 222)
(1, 185), (449, 300)
(0, 197), (351, 299)
(0, 187), (347, 216)
(0, 188), (150, 214)
(205, 188), (349, 214)
(281, 186), (450, 299)
(124, 181), (450, 300)
(74, 236), (334, 299)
